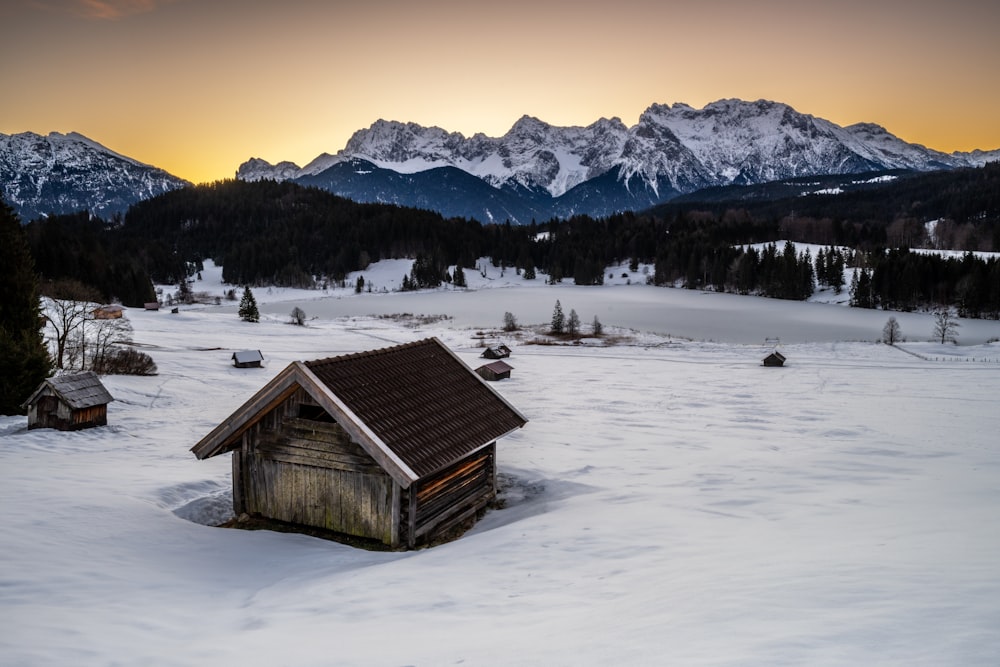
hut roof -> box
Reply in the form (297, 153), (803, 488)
(763, 351), (787, 365)
(232, 350), (264, 364)
(480, 360), (513, 374)
(22, 371), (114, 410)
(191, 338), (527, 485)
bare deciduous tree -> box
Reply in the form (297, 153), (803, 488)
(932, 308), (961, 344)
(882, 316), (901, 345)
(90, 317), (134, 371)
(567, 309), (580, 336)
(40, 279), (101, 369)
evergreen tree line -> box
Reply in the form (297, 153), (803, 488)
(850, 249), (1000, 318)
(0, 202), (52, 414)
(8, 162), (1000, 319)
(651, 162), (1000, 252)
(22, 211), (156, 307)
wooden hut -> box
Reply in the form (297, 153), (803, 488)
(22, 371), (113, 431)
(92, 304), (124, 320)
(143, 302), (160, 311)
(476, 360), (513, 381)
(191, 338), (528, 549)
(480, 344), (511, 359)
(762, 351), (786, 367)
(232, 350), (264, 368)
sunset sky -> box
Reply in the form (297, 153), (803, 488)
(3, 0), (998, 185)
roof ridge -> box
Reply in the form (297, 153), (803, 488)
(304, 337), (438, 368)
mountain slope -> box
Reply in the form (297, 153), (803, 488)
(239, 99), (999, 223)
(1, 131), (189, 221)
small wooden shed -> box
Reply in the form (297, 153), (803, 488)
(762, 351), (786, 367)
(22, 371), (113, 431)
(481, 344), (511, 359)
(143, 301), (160, 311)
(476, 360), (513, 381)
(232, 350), (264, 368)
(92, 304), (124, 320)
(192, 338), (528, 549)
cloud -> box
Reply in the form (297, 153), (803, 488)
(27, 0), (178, 20)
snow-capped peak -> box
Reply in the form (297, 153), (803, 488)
(238, 98), (988, 202)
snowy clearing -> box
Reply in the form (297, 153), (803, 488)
(3, 263), (1000, 666)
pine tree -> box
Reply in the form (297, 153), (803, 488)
(238, 286), (259, 323)
(0, 202), (52, 414)
(453, 264), (467, 288)
(550, 300), (564, 334)
(177, 278), (193, 304)
(591, 315), (603, 336)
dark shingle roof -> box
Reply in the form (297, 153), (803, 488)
(24, 371), (113, 410)
(305, 338), (527, 478)
(480, 360), (513, 374)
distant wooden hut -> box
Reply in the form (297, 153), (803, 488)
(92, 304), (124, 320)
(232, 350), (264, 368)
(143, 302), (160, 311)
(762, 351), (786, 367)
(192, 338), (528, 549)
(476, 360), (513, 381)
(480, 344), (511, 359)
(22, 371), (113, 431)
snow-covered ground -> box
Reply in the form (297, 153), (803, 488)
(3, 260), (1000, 665)
(182, 256), (1000, 345)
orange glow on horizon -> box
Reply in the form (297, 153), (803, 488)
(3, 0), (998, 185)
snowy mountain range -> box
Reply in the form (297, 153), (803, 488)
(239, 99), (1000, 222)
(3, 99), (998, 224)
(0, 131), (189, 221)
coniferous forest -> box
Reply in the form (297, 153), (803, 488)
(10, 162), (1000, 318)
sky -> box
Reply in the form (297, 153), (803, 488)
(2, 0), (999, 184)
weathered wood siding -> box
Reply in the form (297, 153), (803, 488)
(238, 392), (397, 545)
(27, 390), (107, 430)
(402, 443), (496, 547)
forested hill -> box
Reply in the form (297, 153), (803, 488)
(16, 164), (1000, 317)
(119, 179), (491, 286)
(652, 162), (1000, 250)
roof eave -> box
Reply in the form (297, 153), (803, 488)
(295, 363), (419, 487)
(433, 337), (529, 424)
(190, 362), (420, 488)
(190, 362), (303, 459)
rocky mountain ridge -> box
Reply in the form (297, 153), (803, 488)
(237, 99), (998, 222)
(4, 99), (998, 223)
(1, 131), (190, 221)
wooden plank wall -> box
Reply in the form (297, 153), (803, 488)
(239, 394), (396, 545)
(406, 444), (496, 547)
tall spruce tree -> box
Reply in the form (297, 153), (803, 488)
(0, 202), (52, 414)
(238, 286), (259, 323)
(550, 300), (565, 334)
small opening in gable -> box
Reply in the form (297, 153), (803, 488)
(298, 404), (334, 422)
